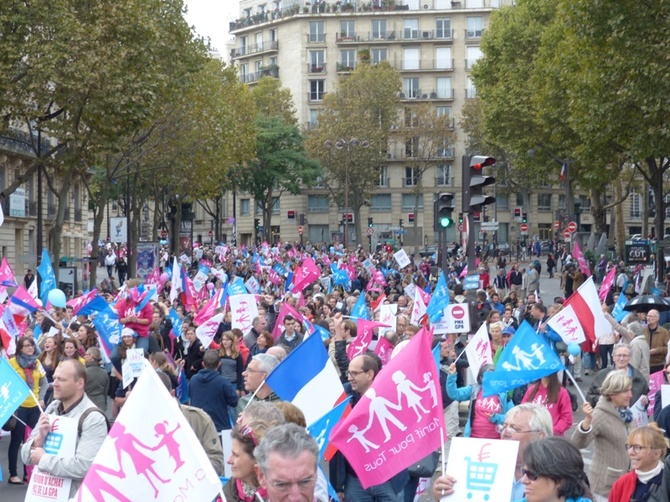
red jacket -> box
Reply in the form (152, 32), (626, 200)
(608, 471), (638, 502)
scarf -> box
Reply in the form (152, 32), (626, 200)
(618, 407), (633, 424)
(235, 479), (267, 502)
(17, 353), (38, 390)
(635, 460), (664, 484)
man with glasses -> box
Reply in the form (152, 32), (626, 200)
(255, 423), (320, 502)
(431, 403), (553, 501)
(586, 343), (649, 408)
(237, 353), (280, 413)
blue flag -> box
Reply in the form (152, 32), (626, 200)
(273, 263), (288, 277)
(307, 398), (350, 457)
(0, 358), (32, 428)
(226, 276), (246, 296)
(350, 293), (369, 320)
(176, 367), (189, 404)
(432, 342), (442, 374)
(168, 308), (184, 339)
(36, 248), (57, 307)
(91, 305), (123, 354)
(77, 295), (110, 316)
(612, 278), (629, 322)
(426, 272), (450, 323)
(482, 321), (565, 397)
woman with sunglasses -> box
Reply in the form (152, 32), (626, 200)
(517, 437), (593, 502)
(609, 424), (665, 502)
(7, 336), (48, 485)
(223, 421), (273, 502)
(572, 370), (633, 501)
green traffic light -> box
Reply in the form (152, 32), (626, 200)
(439, 217), (453, 228)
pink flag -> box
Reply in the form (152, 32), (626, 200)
(459, 265), (468, 278)
(268, 268), (283, 285)
(330, 328), (444, 488)
(347, 321), (390, 360)
(0, 257), (17, 287)
(573, 241), (591, 277)
(648, 370), (665, 417)
(289, 257), (320, 293)
(598, 267), (617, 302)
(193, 289), (223, 326)
(373, 337), (394, 366)
(68, 289), (99, 315)
(417, 287), (431, 306)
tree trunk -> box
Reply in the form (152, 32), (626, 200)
(589, 188), (607, 236)
(89, 183), (111, 289)
(649, 157), (667, 282)
(171, 199), (182, 257)
(152, 190), (162, 242)
(47, 169), (74, 268)
(613, 179), (625, 260)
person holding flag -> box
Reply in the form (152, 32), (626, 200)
(7, 336), (48, 485)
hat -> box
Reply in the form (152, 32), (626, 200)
(121, 327), (137, 338)
(502, 326), (516, 337)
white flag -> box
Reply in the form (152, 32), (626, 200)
(229, 293), (258, 333)
(464, 323), (493, 380)
(76, 367), (221, 501)
(169, 257), (181, 304)
(195, 313), (224, 348)
(0, 201), (4, 227)
(547, 303), (586, 344)
(410, 287), (426, 326)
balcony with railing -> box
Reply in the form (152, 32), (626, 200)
(231, 40), (279, 59)
(307, 33), (327, 45)
(402, 177), (419, 187)
(307, 64), (327, 74)
(399, 89), (454, 101)
(336, 62), (357, 73)
(435, 176), (454, 186)
(307, 91), (326, 102)
(229, 1), (507, 33)
(435, 148), (455, 160)
(397, 59), (454, 71)
(239, 65), (279, 84)
(0, 128), (53, 158)
(375, 177), (390, 187)
(336, 32), (360, 43)
(465, 28), (485, 40)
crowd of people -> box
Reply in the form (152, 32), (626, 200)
(3, 238), (670, 502)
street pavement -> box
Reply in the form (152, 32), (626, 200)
(0, 265), (597, 501)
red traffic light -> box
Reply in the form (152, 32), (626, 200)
(470, 156), (496, 170)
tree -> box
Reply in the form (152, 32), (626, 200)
(396, 103), (456, 255)
(236, 115), (320, 243)
(306, 62), (401, 246)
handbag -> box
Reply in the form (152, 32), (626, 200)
(2, 415), (17, 432)
(408, 450), (439, 478)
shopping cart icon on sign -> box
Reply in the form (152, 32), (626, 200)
(464, 456), (497, 500)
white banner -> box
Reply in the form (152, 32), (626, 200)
(546, 304), (586, 344)
(464, 323), (493, 380)
(432, 304), (471, 334)
(229, 294), (258, 334)
(394, 249), (411, 269)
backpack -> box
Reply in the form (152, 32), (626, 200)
(77, 407), (110, 437)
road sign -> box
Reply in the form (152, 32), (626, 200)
(451, 305), (465, 320)
(563, 229), (571, 239)
(367, 227), (374, 236)
(396, 229), (407, 235)
(567, 221), (577, 233)
(457, 223), (463, 232)
(160, 229), (167, 238)
(481, 222), (499, 230)
(520, 223), (528, 233)
(298, 225), (304, 235)
(554, 220), (560, 230)
(208, 229), (213, 237)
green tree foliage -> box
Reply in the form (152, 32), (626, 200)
(306, 62), (401, 246)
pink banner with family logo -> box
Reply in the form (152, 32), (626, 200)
(331, 328), (444, 488)
(76, 369), (221, 501)
(289, 257), (320, 293)
(347, 321), (390, 360)
(648, 370), (665, 417)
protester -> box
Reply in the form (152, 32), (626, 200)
(237, 353), (280, 413)
(37, 336), (61, 405)
(609, 424), (666, 501)
(646, 309), (670, 374)
(586, 344), (649, 409)
(21, 360), (108, 498)
(7, 336), (48, 485)
(521, 372), (573, 436)
(83, 346), (110, 412)
(573, 370), (634, 500)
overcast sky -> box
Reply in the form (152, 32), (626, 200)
(184, 0), (237, 53)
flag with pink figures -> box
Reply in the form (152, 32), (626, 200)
(76, 368), (221, 502)
(330, 328), (444, 488)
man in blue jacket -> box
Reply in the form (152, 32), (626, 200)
(189, 349), (238, 433)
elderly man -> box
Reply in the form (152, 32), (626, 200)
(586, 343), (649, 408)
(244, 315), (267, 351)
(432, 403), (553, 501)
(645, 309), (670, 373)
(236, 353), (280, 413)
(255, 423), (320, 502)
(21, 360), (108, 498)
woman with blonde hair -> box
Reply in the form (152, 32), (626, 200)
(608, 424), (666, 501)
(572, 370), (634, 501)
(218, 331), (244, 394)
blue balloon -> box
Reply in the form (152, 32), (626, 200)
(567, 342), (581, 356)
(48, 288), (67, 308)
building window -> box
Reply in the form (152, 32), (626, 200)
(339, 49), (356, 70)
(537, 194), (552, 211)
(309, 21), (325, 42)
(466, 46), (482, 70)
(436, 77), (452, 99)
(271, 197), (280, 214)
(466, 76), (477, 98)
(371, 48), (387, 65)
(340, 20), (355, 37)
(404, 167), (418, 186)
(404, 77), (419, 98)
(405, 138), (418, 159)
(436, 17), (452, 39)
(375, 166), (388, 187)
(516, 193), (524, 206)
(436, 106), (452, 118)
(240, 199), (250, 215)
(308, 195), (329, 212)
(404, 107), (419, 128)
(402, 193), (423, 210)
(403, 18), (419, 39)
(309, 80), (325, 101)
(403, 47), (420, 70)
(308, 109), (319, 129)
(437, 140), (453, 158)
(309, 50), (325, 72)
(370, 193), (392, 211)
(371, 19), (387, 39)
(436, 164), (452, 186)
(466, 16), (483, 38)
(538, 223), (552, 240)
(270, 29), (276, 42)
(435, 47), (452, 69)
(255, 32), (263, 49)
(497, 193), (509, 210)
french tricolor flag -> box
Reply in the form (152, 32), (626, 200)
(9, 285), (40, 318)
(560, 162), (567, 182)
(265, 332), (347, 426)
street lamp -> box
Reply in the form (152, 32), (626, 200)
(324, 138), (369, 249)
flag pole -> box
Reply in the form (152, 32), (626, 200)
(243, 377), (267, 411)
(564, 369), (586, 403)
(29, 389), (44, 413)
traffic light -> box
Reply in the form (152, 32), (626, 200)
(458, 212), (463, 224)
(462, 155), (496, 212)
(434, 192), (455, 231)
(399, 218), (404, 227)
(368, 217), (374, 227)
(254, 218), (260, 229)
(522, 211), (527, 224)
